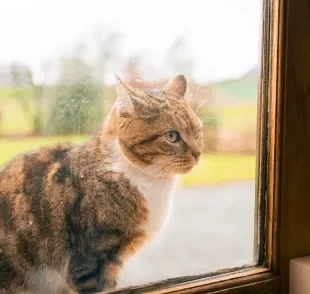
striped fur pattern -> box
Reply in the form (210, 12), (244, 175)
(0, 75), (203, 293)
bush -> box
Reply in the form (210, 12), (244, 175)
(47, 57), (104, 135)
(47, 82), (103, 135)
(199, 108), (218, 152)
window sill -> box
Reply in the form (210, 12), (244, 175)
(110, 267), (279, 294)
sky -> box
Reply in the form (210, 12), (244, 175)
(0, 0), (263, 84)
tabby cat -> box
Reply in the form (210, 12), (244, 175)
(0, 75), (203, 293)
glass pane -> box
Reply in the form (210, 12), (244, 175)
(0, 0), (263, 292)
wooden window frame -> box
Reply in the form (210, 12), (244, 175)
(110, 0), (310, 293)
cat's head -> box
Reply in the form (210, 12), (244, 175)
(114, 75), (203, 174)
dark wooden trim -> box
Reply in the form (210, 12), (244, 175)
(277, 0), (310, 293)
(160, 272), (279, 294)
(265, 0), (284, 273)
(108, 269), (279, 294)
(255, 0), (272, 266)
(109, 266), (262, 294)
(255, 0), (284, 273)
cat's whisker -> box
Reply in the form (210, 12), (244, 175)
(200, 117), (216, 123)
(190, 86), (201, 109)
(195, 99), (208, 114)
(140, 160), (171, 188)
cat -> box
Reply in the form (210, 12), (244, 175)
(0, 74), (203, 293)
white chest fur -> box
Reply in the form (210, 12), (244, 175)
(107, 140), (178, 237)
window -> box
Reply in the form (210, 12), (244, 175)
(0, 0), (309, 293)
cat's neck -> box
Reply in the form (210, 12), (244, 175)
(105, 138), (178, 236)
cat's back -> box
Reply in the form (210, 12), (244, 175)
(0, 143), (76, 271)
(0, 143), (74, 196)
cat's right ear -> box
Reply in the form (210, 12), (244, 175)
(115, 75), (136, 116)
(115, 75), (153, 118)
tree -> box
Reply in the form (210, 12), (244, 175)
(10, 63), (45, 135)
(10, 63), (33, 113)
(47, 54), (102, 135)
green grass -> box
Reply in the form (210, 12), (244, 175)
(214, 80), (258, 101)
(181, 154), (256, 186)
(213, 105), (257, 131)
(0, 136), (88, 166)
(0, 137), (256, 186)
(0, 100), (32, 135)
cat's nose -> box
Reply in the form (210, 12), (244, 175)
(191, 151), (201, 162)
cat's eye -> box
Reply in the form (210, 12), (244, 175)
(165, 131), (181, 143)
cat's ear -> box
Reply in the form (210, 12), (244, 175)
(115, 75), (135, 115)
(164, 75), (187, 97)
(115, 75), (152, 117)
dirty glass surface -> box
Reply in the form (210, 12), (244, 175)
(0, 0), (263, 289)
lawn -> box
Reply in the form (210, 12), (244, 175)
(181, 153), (256, 186)
(0, 137), (256, 186)
(0, 100), (32, 135)
(213, 79), (258, 101)
(213, 104), (257, 131)
(0, 136), (88, 166)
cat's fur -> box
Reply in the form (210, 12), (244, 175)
(0, 75), (203, 293)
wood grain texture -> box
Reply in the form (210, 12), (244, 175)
(107, 268), (279, 294)
(277, 0), (310, 293)
(266, 0), (284, 273)
(169, 272), (279, 294)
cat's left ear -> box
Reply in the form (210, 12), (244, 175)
(164, 74), (187, 97)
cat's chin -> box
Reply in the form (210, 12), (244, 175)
(164, 165), (195, 174)
(178, 166), (195, 174)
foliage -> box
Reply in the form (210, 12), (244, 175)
(9, 63), (34, 113)
(0, 89), (257, 136)
(7, 63), (46, 135)
(47, 57), (103, 135)
(213, 80), (258, 101)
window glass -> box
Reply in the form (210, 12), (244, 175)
(0, 0), (263, 291)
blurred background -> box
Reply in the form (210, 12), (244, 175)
(0, 0), (263, 289)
